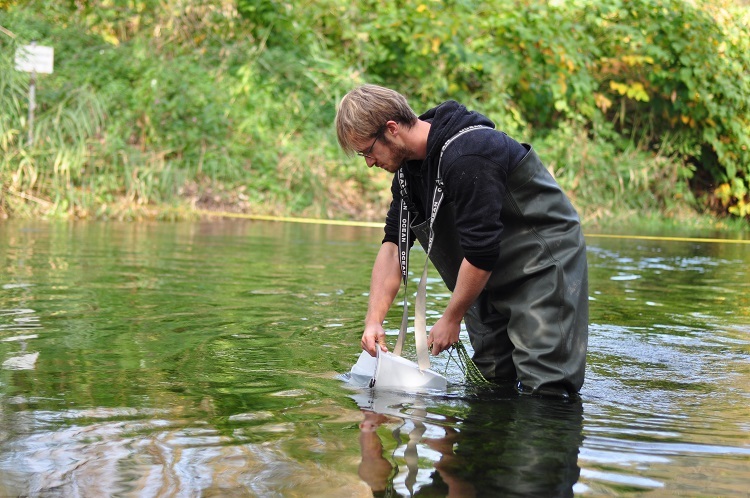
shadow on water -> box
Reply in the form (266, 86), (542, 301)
(349, 384), (584, 497)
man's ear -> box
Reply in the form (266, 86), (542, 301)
(385, 120), (399, 137)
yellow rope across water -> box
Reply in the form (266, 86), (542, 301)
(584, 233), (750, 245)
(193, 210), (750, 245)
(193, 209), (382, 228)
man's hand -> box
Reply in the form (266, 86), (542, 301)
(362, 322), (388, 356)
(427, 316), (461, 355)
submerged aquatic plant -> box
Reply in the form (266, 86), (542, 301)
(447, 341), (493, 387)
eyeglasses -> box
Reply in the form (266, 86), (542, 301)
(356, 128), (385, 159)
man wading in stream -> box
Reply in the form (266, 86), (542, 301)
(335, 84), (588, 399)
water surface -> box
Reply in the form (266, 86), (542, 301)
(0, 221), (748, 496)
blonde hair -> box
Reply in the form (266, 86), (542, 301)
(335, 84), (418, 154)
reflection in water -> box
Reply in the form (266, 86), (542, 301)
(0, 308), (42, 332)
(354, 387), (583, 497)
(1, 309), (42, 371)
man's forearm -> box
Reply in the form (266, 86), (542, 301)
(365, 242), (403, 326)
(442, 258), (491, 323)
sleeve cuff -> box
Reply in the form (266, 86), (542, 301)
(464, 251), (498, 272)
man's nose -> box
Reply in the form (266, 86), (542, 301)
(365, 156), (376, 168)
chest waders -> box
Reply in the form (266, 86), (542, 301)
(399, 131), (589, 396)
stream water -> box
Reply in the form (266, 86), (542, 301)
(0, 220), (748, 496)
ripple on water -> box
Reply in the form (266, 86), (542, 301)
(0, 407), (370, 497)
(581, 315), (750, 494)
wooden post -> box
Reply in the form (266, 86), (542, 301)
(28, 69), (36, 147)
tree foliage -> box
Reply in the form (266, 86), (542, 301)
(0, 0), (748, 222)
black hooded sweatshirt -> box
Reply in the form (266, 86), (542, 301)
(382, 101), (527, 271)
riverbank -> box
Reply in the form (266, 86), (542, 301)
(3, 183), (747, 241)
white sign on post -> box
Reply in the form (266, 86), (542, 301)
(14, 44), (54, 74)
(14, 43), (55, 146)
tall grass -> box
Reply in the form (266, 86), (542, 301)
(535, 120), (696, 226)
(1, 46), (105, 218)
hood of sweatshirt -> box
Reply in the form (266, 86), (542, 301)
(420, 100), (495, 165)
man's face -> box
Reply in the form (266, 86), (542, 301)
(357, 133), (410, 174)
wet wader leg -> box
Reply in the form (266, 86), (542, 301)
(490, 244), (589, 397)
(463, 293), (516, 382)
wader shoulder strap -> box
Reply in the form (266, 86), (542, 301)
(396, 125), (492, 370)
(393, 171), (411, 357)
